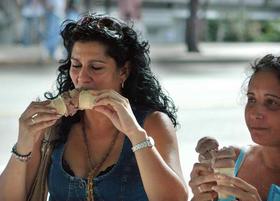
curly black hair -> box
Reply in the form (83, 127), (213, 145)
(45, 13), (178, 141)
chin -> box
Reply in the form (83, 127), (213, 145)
(250, 130), (271, 146)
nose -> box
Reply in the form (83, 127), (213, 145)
(78, 66), (91, 83)
(250, 105), (264, 120)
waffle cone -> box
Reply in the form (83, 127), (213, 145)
(48, 96), (67, 115)
(214, 167), (235, 199)
(79, 90), (96, 110)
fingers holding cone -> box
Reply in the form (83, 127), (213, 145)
(195, 136), (237, 200)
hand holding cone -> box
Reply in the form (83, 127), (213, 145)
(195, 137), (236, 199)
(48, 89), (97, 116)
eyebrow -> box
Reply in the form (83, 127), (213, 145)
(265, 94), (280, 100)
(247, 92), (280, 100)
(70, 57), (106, 64)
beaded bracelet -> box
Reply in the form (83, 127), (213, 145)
(11, 143), (32, 162)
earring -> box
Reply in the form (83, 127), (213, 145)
(121, 81), (125, 89)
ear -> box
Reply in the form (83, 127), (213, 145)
(119, 61), (131, 82)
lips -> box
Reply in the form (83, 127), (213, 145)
(249, 127), (269, 134)
(250, 127), (268, 130)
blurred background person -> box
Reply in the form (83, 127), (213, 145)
(17, 0), (45, 46)
(43, 0), (66, 61)
(65, 0), (80, 21)
(118, 0), (142, 22)
(117, 0), (146, 37)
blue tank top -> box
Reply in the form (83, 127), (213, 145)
(48, 105), (151, 201)
(218, 148), (280, 201)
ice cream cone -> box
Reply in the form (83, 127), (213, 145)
(214, 166), (235, 199)
(79, 90), (96, 110)
(48, 96), (67, 115)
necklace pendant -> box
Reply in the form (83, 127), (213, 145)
(87, 176), (94, 201)
(82, 119), (120, 201)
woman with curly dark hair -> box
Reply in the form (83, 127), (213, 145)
(0, 13), (188, 201)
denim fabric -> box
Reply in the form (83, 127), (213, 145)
(48, 105), (151, 201)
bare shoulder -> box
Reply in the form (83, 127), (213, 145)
(230, 145), (258, 162)
(143, 111), (176, 142)
(229, 146), (241, 161)
(143, 111), (186, 183)
(143, 111), (178, 161)
(144, 111), (175, 133)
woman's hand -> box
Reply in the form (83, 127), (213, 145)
(17, 100), (61, 153)
(93, 90), (143, 137)
(189, 162), (218, 201)
(213, 174), (262, 201)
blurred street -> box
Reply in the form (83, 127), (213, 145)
(0, 42), (279, 198)
(1, 0), (280, 200)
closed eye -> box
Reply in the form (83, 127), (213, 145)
(71, 64), (82, 68)
(91, 65), (103, 70)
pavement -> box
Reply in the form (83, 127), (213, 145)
(0, 42), (280, 65)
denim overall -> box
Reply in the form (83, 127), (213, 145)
(48, 106), (151, 201)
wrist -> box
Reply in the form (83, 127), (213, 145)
(131, 136), (155, 152)
(16, 140), (33, 155)
(128, 129), (148, 146)
(11, 143), (32, 162)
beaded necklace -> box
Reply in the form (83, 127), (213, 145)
(81, 116), (119, 201)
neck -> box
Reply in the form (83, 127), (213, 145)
(83, 110), (117, 139)
(261, 145), (280, 171)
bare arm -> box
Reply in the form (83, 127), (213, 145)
(94, 90), (188, 201)
(0, 101), (60, 201)
(132, 111), (188, 201)
(0, 139), (41, 201)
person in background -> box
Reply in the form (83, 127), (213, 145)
(18, 0), (44, 45)
(43, 0), (65, 61)
(189, 54), (280, 201)
(117, 0), (146, 38)
(65, 0), (80, 21)
(0, 13), (188, 201)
